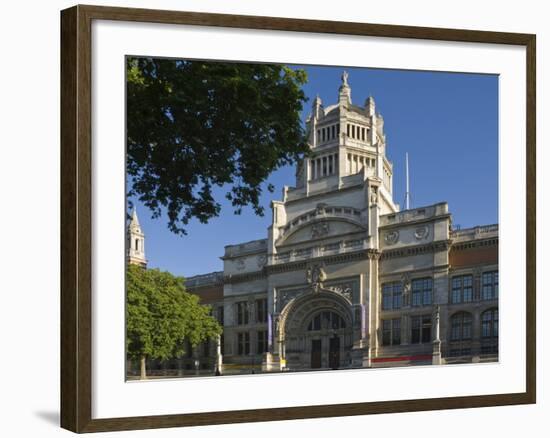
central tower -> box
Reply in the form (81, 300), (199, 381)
(293, 71), (398, 214)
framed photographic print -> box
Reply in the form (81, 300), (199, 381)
(60, 4), (536, 433)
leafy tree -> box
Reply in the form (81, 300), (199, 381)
(127, 58), (309, 234)
(126, 264), (222, 379)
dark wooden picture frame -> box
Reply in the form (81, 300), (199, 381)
(60, 4), (536, 433)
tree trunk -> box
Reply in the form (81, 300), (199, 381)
(140, 354), (147, 380)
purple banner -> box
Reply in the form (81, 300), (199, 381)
(361, 304), (367, 338)
(267, 312), (273, 348)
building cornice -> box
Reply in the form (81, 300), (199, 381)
(380, 240), (452, 260)
(284, 180), (363, 206)
(450, 237), (498, 252)
(379, 213), (452, 230)
(224, 248), (381, 283)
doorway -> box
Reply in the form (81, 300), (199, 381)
(311, 339), (322, 368)
(329, 336), (340, 369)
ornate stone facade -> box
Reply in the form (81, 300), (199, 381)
(175, 74), (498, 375)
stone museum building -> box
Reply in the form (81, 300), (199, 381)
(128, 73), (498, 376)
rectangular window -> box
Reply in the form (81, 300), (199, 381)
(382, 319), (400, 346)
(257, 330), (268, 354)
(255, 298), (267, 323)
(482, 271), (499, 300)
(411, 315), (432, 344)
(411, 317), (421, 344)
(451, 275), (473, 303)
(392, 318), (401, 345)
(412, 278), (433, 306)
(331, 125), (336, 139)
(236, 301), (249, 325)
(237, 332), (250, 355)
(217, 306), (224, 325)
(382, 320), (392, 346)
(346, 124), (350, 137)
(328, 155), (334, 174)
(382, 285), (392, 310)
(421, 316), (432, 343)
(381, 282), (402, 310)
(451, 318), (461, 341)
(463, 275), (473, 302)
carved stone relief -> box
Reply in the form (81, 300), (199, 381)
(306, 263), (327, 292)
(311, 221), (330, 239)
(257, 254), (267, 268)
(277, 288), (305, 311)
(325, 284), (353, 302)
(414, 225), (429, 240)
(384, 230), (399, 245)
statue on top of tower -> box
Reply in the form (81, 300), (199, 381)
(342, 70), (349, 87)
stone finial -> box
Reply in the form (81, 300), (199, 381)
(342, 70), (349, 87)
(313, 94), (322, 106)
(130, 207), (140, 228)
(338, 71), (352, 105)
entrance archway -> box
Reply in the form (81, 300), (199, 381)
(279, 289), (353, 370)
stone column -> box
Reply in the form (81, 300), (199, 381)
(401, 314), (410, 345)
(216, 335), (223, 375)
(432, 305), (442, 365)
(472, 310), (481, 362)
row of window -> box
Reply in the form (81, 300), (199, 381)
(307, 311), (346, 331)
(235, 299), (268, 326)
(382, 278), (433, 310)
(382, 315), (433, 346)
(309, 153), (338, 180)
(450, 309), (499, 341)
(315, 123), (370, 145)
(381, 309), (498, 346)
(346, 153), (376, 175)
(381, 272), (499, 311)
(237, 330), (269, 355)
(316, 124), (340, 144)
(346, 123), (368, 142)
(452, 272), (498, 303)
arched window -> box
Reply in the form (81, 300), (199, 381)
(481, 309), (498, 338)
(307, 311), (346, 331)
(450, 312), (472, 341)
(135, 238), (139, 251)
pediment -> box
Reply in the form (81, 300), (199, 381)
(279, 218), (366, 246)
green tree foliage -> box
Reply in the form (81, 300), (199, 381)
(126, 264), (221, 378)
(127, 58), (309, 234)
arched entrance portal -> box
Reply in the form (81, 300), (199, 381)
(279, 289), (354, 370)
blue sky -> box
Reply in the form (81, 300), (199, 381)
(131, 65), (498, 278)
